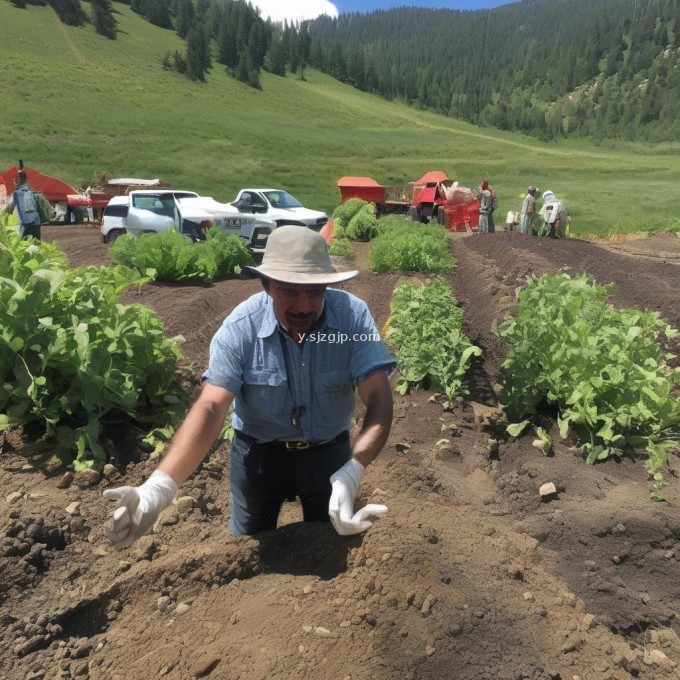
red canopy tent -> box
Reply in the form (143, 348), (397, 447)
(0, 165), (79, 203)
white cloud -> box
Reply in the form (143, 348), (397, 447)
(252, 0), (338, 24)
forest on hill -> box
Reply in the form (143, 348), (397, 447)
(307, 0), (680, 142)
(6, 0), (680, 143)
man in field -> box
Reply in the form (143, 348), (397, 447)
(104, 226), (395, 546)
(519, 185), (539, 235)
(2, 170), (41, 240)
(476, 180), (497, 233)
(539, 190), (569, 239)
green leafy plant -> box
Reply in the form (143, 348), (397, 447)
(0, 222), (186, 469)
(328, 238), (354, 257)
(533, 426), (553, 456)
(204, 227), (254, 277)
(506, 419), (530, 437)
(345, 205), (379, 241)
(368, 220), (454, 274)
(110, 229), (253, 284)
(385, 278), (481, 405)
(495, 272), (680, 489)
(332, 198), (369, 234)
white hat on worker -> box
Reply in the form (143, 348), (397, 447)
(245, 225), (358, 285)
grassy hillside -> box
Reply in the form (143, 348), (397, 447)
(1, 2), (679, 237)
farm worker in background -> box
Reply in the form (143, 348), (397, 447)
(519, 185), (539, 235)
(438, 180), (459, 203)
(104, 226), (396, 547)
(539, 190), (569, 239)
(476, 180), (496, 233)
(505, 210), (519, 233)
(1, 170), (41, 240)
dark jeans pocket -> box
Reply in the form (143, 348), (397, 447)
(231, 432), (252, 460)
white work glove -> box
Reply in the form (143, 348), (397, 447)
(329, 459), (388, 536)
(103, 470), (178, 549)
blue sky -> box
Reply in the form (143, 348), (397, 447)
(253, 1), (516, 23)
(337, 1), (514, 11)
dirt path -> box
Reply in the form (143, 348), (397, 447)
(49, 7), (88, 66)
(1, 228), (679, 679)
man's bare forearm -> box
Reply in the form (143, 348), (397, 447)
(353, 372), (393, 468)
(158, 384), (234, 487)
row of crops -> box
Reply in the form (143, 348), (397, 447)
(333, 199), (680, 499)
(0, 213), (188, 469)
(1, 204), (679, 497)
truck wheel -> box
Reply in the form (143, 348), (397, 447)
(106, 229), (125, 244)
(406, 206), (418, 222)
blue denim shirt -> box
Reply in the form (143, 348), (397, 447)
(203, 289), (396, 442)
(10, 184), (40, 228)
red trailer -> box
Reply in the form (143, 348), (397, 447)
(337, 176), (411, 214)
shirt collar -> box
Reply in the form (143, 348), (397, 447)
(257, 297), (279, 338)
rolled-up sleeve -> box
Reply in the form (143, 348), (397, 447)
(202, 321), (243, 394)
(349, 301), (396, 386)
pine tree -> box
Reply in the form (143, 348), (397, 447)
(176, 0), (194, 39)
(327, 43), (347, 82)
(146, 0), (172, 28)
(91, 0), (117, 38)
(195, 0), (208, 21)
(267, 38), (287, 76)
(218, 13), (238, 69)
(49, 0), (88, 26)
(186, 24), (208, 81)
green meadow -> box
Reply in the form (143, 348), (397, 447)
(1, 2), (679, 237)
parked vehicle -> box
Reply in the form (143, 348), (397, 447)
(100, 196), (129, 243)
(230, 188), (328, 231)
(102, 190), (276, 252)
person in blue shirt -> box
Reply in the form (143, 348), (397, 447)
(104, 226), (396, 545)
(2, 171), (41, 240)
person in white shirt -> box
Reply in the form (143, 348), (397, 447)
(539, 190), (569, 239)
(505, 210), (519, 233)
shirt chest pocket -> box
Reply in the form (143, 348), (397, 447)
(242, 369), (287, 411)
(318, 370), (352, 395)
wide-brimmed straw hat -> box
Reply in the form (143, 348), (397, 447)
(245, 225), (358, 285)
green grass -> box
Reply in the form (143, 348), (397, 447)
(2, 3), (680, 237)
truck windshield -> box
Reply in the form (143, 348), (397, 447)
(263, 191), (303, 209)
(133, 194), (175, 217)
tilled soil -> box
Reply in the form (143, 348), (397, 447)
(1, 226), (679, 680)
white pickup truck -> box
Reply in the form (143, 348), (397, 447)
(101, 190), (276, 252)
(229, 188), (328, 231)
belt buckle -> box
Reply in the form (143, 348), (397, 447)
(286, 441), (310, 450)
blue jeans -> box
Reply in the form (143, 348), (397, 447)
(519, 214), (531, 235)
(229, 431), (350, 535)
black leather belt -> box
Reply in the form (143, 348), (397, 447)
(235, 430), (349, 450)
